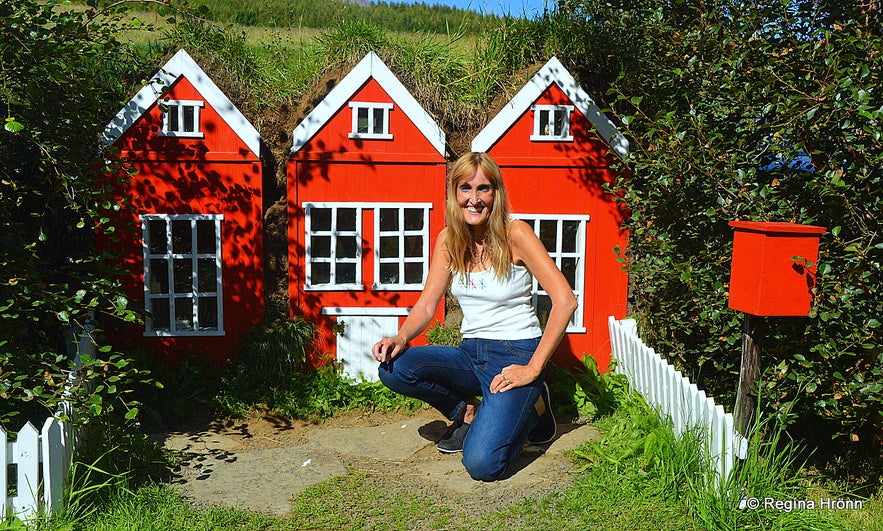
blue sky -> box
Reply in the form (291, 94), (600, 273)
(392, 0), (555, 18)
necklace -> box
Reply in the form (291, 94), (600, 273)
(472, 241), (488, 266)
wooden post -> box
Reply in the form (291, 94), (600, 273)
(734, 313), (761, 437)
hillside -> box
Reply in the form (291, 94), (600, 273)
(183, 0), (498, 35)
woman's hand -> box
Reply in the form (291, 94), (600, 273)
(372, 336), (406, 363)
(490, 364), (541, 393)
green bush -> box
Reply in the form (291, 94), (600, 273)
(573, 0), (883, 441)
(0, 0), (155, 434)
(228, 318), (317, 390)
(549, 355), (630, 421)
(213, 318), (423, 420)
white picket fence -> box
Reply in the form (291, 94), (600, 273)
(1, 410), (75, 521)
(2, 323), (93, 522)
(608, 316), (747, 484)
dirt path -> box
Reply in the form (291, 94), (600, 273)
(154, 409), (600, 518)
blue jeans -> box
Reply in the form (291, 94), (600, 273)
(378, 337), (544, 481)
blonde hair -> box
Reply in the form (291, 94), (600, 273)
(444, 152), (512, 280)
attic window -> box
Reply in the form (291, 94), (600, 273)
(531, 105), (574, 141)
(349, 102), (393, 140)
(160, 99), (205, 138)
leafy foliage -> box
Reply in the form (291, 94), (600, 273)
(229, 318), (317, 389)
(566, 0), (883, 439)
(549, 355), (630, 421)
(213, 319), (423, 420)
(0, 0), (154, 432)
(571, 396), (853, 530)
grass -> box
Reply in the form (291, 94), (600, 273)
(288, 473), (451, 531)
(39, 401), (848, 531)
(56, 484), (277, 530)
(25, 367), (879, 531)
(70, 0), (521, 139)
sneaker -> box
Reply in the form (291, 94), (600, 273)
(437, 421), (470, 453)
(527, 382), (556, 445)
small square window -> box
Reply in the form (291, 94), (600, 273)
(530, 105), (574, 141)
(374, 205), (430, 290)
(349, 102), (394, 140)
(159, 99), (205, 138)
(304, 204), (363, 290)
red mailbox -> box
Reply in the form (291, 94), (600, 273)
(728, 221), (826, 316)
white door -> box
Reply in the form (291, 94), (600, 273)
(336, 315), (399, 382)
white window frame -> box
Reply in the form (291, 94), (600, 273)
(515, 214), (588, 332)
(373, 203), (432, 290)
(304, 203), (364, 291)
(530, 105), (574, 141)
(348, 102), (394, 140)
(159, 99), (205, 138)
(141, 213), (224, 337)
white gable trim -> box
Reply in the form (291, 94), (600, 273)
(291, 51), (445, 157)
(471, 57), (629, 159)
(102, 49), (261, 155)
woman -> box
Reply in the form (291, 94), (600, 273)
(372, 152), (577, 481)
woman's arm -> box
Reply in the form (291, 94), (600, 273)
(492, 220), (578, 393)
(372, 228), (453, 362)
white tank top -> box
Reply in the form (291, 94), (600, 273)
(450, 264), (543, 340)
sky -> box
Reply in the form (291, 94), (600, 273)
(394, 0), (555, 18)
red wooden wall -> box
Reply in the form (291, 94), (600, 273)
(288, 76), (447, 364)
(480, 82), (629, 371)
(107, 75), (264, 365)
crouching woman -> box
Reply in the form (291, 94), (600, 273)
(372, 152), (577, 481)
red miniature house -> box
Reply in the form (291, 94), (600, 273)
(102, 49), (264, 365)
(287, 52), (448, 380)
(728, 221), (826, 316)
(471, 57), (630, 371)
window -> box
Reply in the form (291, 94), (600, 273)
(515, 214), (588, 331)
(159, 99), (205, 138)
(375, 205), (431, 289)
(531, 105), (574, 141)
(303, 202), (432, 291)
(305, 204), (363, 290)
(142, 214), (223, 336)
(348, 102), (393, 140)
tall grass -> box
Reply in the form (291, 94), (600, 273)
(689, 412), (855, 531)
(179, 0), (494, 35)
(2, 451), (135, 531)
(156, 17), (315, 109)
(565, 395), (858, 530)
(121, 1), (560, 136)
(213, 318), (425, 421)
